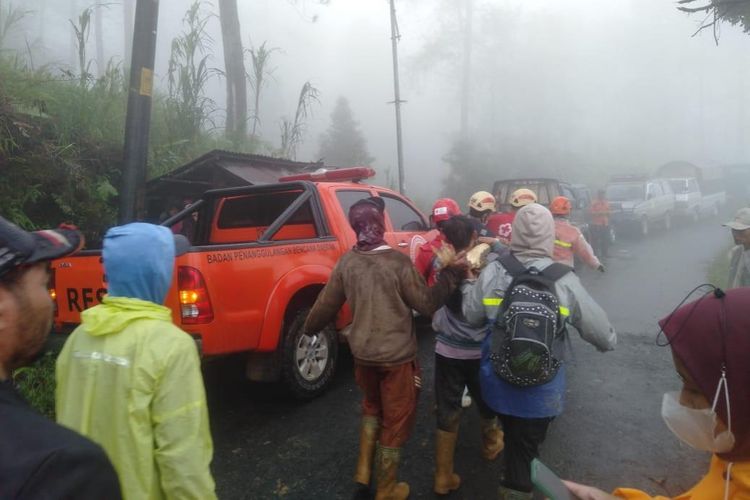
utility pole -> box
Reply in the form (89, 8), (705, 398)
(388, 0), (406, 195)
(119, 0), (160, 223)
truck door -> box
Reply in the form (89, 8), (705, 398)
(377, 192), (429, 260)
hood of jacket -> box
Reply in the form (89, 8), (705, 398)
(511, 203), (555, 260)
(81, 296), (172, 336)
(103, 222), (176, 304)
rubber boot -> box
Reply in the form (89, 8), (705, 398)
(374, 445), (410, 500)
(480, 417), (504, 461)
(498, 486), (533, 500)
(354, 415), (380, 486)
(433, 429), (461, 495)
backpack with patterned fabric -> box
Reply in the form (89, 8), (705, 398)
(488, 253), (571, 386)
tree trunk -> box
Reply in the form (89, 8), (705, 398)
(95, 3), (105, 76)
(218, 0), (247, 143)
(123, 0), (134, 72)
(459, 0), (473, 139)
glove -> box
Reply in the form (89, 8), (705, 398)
(597, 264), (606, 273)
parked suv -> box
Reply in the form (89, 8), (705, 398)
(606, 176), (675, 237)
(491, 178), (590, 238)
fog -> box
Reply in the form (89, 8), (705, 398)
(11, 0), (750, 205)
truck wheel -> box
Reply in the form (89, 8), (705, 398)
(663, 212), (672, 231)
(281, 308), (338, 400)
(640, 217), (649, 238)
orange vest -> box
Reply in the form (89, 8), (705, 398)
(553, 219), (601, 269)
(590, 199), (611, 226)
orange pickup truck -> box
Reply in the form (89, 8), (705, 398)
(50, 168), (431, 398)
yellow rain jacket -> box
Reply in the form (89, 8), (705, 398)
(56, 297), (216, 500)
(614, 456), (750, 499)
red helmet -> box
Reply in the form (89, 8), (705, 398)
(432, 198), (461, 223)
(550, 196), (572, 216)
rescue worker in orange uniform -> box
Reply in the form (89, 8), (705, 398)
(486, 188), (537, 245)
(550, 196), (605, 272)
(589, 189), (611, 258)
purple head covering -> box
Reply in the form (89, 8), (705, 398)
(659, 287), (750, 461)
(348, 198), (387, 251)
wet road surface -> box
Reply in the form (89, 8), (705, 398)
(205, 218), (729, 499)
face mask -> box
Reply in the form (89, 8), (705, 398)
(661, 370), (735, 453)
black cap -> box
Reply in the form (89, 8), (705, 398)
(0, 217), (85, 278)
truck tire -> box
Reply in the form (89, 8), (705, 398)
(281, 307), (338, 400)
(663, 212), (672, 231)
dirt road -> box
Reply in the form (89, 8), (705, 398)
(206, 219), (730, 499)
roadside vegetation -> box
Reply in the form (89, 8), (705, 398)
(0, 0), (322, 241)
(13, 352), (56, 418)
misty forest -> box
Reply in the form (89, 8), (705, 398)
(1, 0), (749, 238)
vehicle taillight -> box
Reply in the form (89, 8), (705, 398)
(178, 266), (213, 324)
(48, 267), (58, 317)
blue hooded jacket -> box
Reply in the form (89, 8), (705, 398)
(103, 223), (175, 304)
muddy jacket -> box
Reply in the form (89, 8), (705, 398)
(304, 246), (462, 366)
(462, 256), (616, 417)
(728, 245), (750, 289)
(553, 218), (601, 269)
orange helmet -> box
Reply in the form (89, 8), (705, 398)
(510, 188), (537, 208)
(550, 196), (572, 216)
(432, 198), (462, 223)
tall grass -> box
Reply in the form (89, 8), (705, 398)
(247, 41), (278, 137)
(279, 81), (319, 159)
(166, 0), (215, 143)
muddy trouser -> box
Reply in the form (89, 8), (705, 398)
(590, 224), (609, 258)
(498, 414), (554, 492)
(434, 353), (495, 431)
(354, 361), (420, 447)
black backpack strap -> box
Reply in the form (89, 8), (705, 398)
(498, 252), (527, 278)
(541, 263), (572, 282)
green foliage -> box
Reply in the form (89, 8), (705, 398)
(13, 352), (57, 419)
(318, 96), (373, 167)
(0, 57), (120, 239)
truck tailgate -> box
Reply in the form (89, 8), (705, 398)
(51, 253), (107, 332)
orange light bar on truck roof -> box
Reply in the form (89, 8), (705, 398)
(279, 167), (376, 183)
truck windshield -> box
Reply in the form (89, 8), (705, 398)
(606, 183), (644, 201)
(669, 179), (689, 193)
